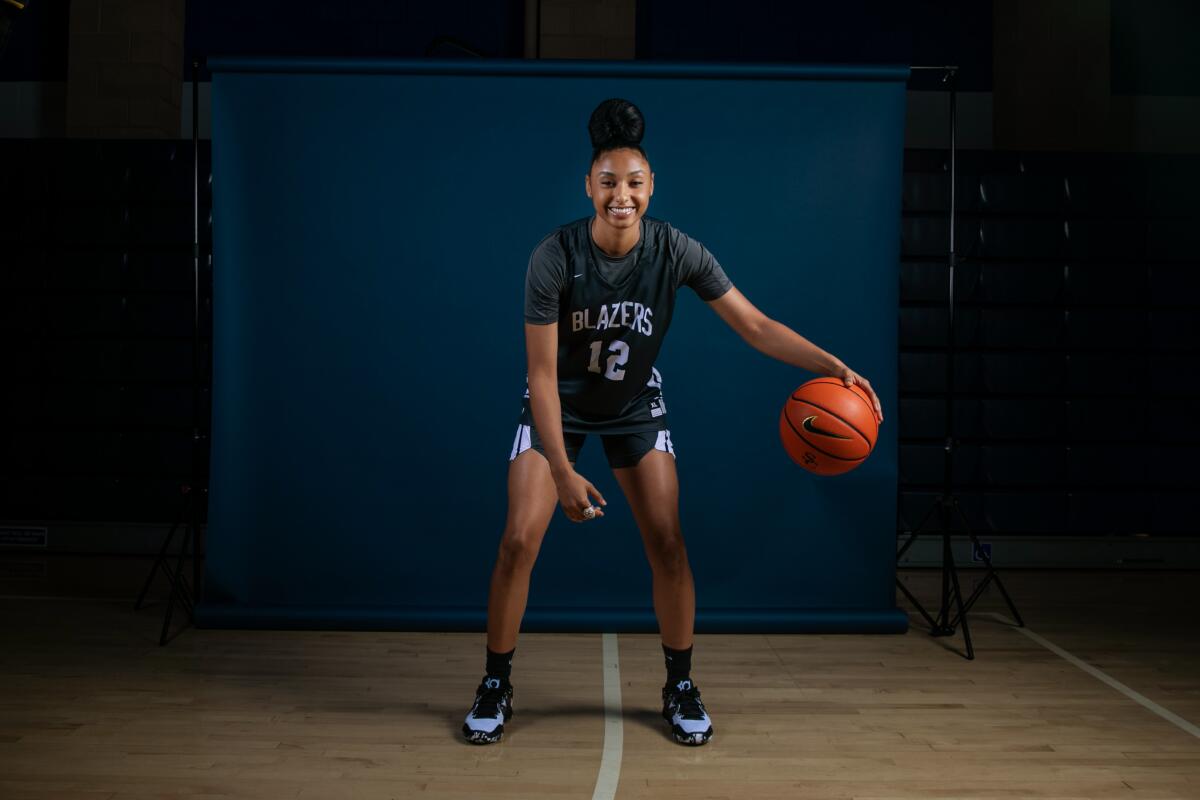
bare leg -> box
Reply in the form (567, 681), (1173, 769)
(485, 449), (564, 653)
(611, 450), (694, 650)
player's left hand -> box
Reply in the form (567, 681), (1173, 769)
(836, 365), (883, 425)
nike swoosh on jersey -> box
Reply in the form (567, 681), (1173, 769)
(801, 415), (852, 439)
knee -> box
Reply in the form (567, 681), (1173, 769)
(645, 530), (688, 577)
(496, 531), (540, 573)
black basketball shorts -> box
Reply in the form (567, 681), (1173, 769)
(508, 423), (676, 469)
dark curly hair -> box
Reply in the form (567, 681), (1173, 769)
(588, 98), (648, 165)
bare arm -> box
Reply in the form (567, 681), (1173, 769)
(524, 322), (572, 477)
(524, 322), (607, 520)
(707, 287), (883, 423)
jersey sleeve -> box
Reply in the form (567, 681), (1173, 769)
(669, 224), (733, 302)
(524, 234), (569, 324)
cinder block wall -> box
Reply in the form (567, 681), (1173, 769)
(538, 0), (636, 59)
(67, 0), (184, 138)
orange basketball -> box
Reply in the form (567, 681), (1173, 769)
(780, 377), (878, 475)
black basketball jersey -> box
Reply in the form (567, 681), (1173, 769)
(530, 216), (678, 434)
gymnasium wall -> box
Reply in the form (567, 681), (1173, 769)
(198, 59), (907, 632)
(897, 151), (1200, 567)
(2, 2), (1199, 573)
(6, 1), (1200, 150)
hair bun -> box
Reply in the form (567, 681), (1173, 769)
(588, 98), (645, 150)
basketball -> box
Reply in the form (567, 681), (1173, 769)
(780, 377), (878, 475)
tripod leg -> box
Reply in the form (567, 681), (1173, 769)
(945, 539), (974, 660)
(932, 503), (974, 658)
(933, 511), (954, 635)
(952, 501), (1025, 628)
(173, 485), (200, 625)
(940, 501), (993, 630)
(895, 498), (942, 627)
(134, 493), (188, 611)
(896, 576), (938, 630)
(134, 522), (178, 611)
(954, 573), (992, 629)
(935, 500), (973, 658)
(175, 572), (195, 619)
(159, 513), (194, 646)
(897, 500), (940, 561)
(988, 572), (1024, 627)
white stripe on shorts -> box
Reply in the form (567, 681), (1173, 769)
(510, 424), (531, 461)
(508, 426), (675, 462)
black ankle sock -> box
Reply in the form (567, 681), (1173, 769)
(663, 643), (693, 685)
(485, 647), (515, 681)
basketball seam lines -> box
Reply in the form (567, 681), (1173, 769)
(782, 409), (865, 462)
(786, 397), (876, 453)
(801, 378), (878, 425)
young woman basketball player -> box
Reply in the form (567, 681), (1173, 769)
(463, 98), (884, 746)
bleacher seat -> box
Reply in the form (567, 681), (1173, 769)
(1069, 261), (1147, 305)
(1068, 398), (1144, 442)
(983, 444), (1067, 485)
(980, 353), (1067, 394)
(982, 397), (1065, 439)
(901, 172), (950, 213)
(982, 492), (1068, 534)
(1067, 308), (1147, 351)
(1069, 492), (1144, 534)
(977, 262), (1064, 304)
(1068, 354), (1145, 395)
(1069, 219), (1148, 261)
(978, 307), (1064, 347)
(977, 173), (1067, 214)
(1068, 444), (1145, 487)
(1149, 265), (1200, 307)
(976, 218), (1068, 260)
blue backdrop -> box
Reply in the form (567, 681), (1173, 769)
(199, 58), (908, 633)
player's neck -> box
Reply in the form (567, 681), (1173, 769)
(590, 216), (641, 258)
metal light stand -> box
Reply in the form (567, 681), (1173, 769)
(895, 66), (1024, 660)
(135, 60), (207, 645)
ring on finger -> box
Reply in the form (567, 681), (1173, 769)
(582, 506), (596, 520)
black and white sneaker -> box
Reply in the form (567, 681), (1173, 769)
(462, 676), (514, 744)
(661, 678), (713, 746)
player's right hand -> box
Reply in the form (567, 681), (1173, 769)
(554, 468), (607, 523)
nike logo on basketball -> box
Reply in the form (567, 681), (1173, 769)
(802, 415), (852, 439)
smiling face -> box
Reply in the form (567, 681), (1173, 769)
(586, 148), (654, 235)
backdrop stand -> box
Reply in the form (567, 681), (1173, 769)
(896, 66), (1024, 660)
(133, 485), (196, 643)
(135, 59), (208, 645)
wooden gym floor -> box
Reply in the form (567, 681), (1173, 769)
(1, 560), (1198, 799)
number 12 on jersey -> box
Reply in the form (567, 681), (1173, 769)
(588, 339), (630, 381)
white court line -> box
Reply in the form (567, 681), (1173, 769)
(987, 612), (1200, 740)
(592, 632), (624, 800)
